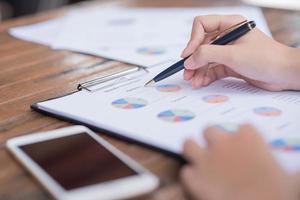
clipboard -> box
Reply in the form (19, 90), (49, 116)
(31, 65), (183, 160)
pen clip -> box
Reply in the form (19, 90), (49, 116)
(77, 66), (148, 92)
(210, 20), (248, 42)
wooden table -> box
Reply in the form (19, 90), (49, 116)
(1, 0), (300, 199)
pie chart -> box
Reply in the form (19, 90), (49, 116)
(156, 84), (181, 92)
(112, 98), (148, 109)
(253, 107), (282, 117)
(157, 109), (195, 123)
(271, 138), (300, 152)
(214, 123), (238, 133)
(202, 95), (229, 104)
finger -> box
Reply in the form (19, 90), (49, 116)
(184, 44), (236, 70)
(181, 17), (205, 57)
(191, 64), (230, 87)
(290, 172), (300, 194)
(203, 64), (248, 86)
(180, 166), (204, 200)
(191, 67), (208, 88)
(203, 127), (226, 147)
(237, 124), (263, 142)
(197, 64), (248, 87)
(237, 124), (271, 154)
(182, 139), (206, 164)
(203, 75), (211, 87)
(239, 124), (259, 134)
(183, 69), (196, 81)
(202, 64), (227, 86)
(202, 65), (218, 86)
(181, 14), (246, 58)
(194, 14), (247, 33)
(202, 31), (219, 44)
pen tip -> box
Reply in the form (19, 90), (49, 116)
(144, 80), (155, 87)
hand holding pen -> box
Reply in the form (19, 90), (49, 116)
(146, 15), (300, 91)
(145, 17), (256, 87)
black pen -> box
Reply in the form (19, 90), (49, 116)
(144, 20), (256, 87)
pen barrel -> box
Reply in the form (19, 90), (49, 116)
(212, 21), (256, 45)
(153, 58), (187, 82)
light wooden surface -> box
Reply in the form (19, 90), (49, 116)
(0, 0), (300, 199)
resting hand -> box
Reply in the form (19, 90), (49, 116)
(180, 125), (300, 200)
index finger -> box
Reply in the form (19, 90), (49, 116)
(182, 139), (206, 164)
(181, 14), (246, 58)
(203, 126), (228, 147)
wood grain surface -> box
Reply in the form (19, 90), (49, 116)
(0, 0), (299, 199)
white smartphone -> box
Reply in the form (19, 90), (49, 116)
(6, 126), (159, 200)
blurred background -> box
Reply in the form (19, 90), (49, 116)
(0, 0), (88, 20)
(0, 0), (299, 21)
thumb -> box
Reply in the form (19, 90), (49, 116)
(184, 45), (236, 70)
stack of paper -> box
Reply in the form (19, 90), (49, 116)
(9, 6), (271, 67)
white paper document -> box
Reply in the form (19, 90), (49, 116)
(10, 6), (271, 67)
(9, 17), (65, 46)
(36, 64), (300, 173)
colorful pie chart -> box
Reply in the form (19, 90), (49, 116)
(156, 84), (181, 92)
(253, 107), (282, 117)
(112, 98), (147, 109)
(137, 47), (166, 56)
(270, 138), (300, 152)
(158, 109), (195, 123)
(202, 95), (229, 104)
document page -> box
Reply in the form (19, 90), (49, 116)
(37, 64), (300, 173)
(9, 6), (270, 67)
(9, 18), (65, 46)
(52, 6), (271, 67)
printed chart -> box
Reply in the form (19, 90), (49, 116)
(136, 47), (166, 56)
(156, 84), (181, 92)
(157, 109), (195, 123)
(202, 94), (229, 104)
(112, 97), (148, 109)
(253, 107), (282, 117)
(271, 138), (300, 152)
(214, 123), (239, 133)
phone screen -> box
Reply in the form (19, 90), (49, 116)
(20, 133), (137, 190)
